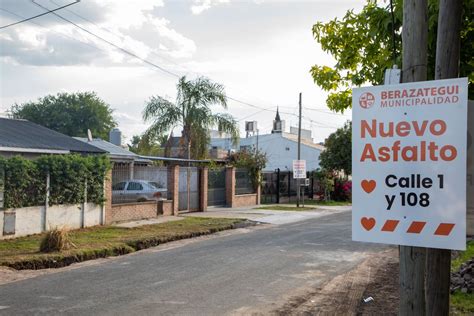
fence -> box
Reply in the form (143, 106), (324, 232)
(235, 168), (256, 195)
(208, 168), (226, 206)
(261, 169), (316, 204)
(111, 163), (168, 204)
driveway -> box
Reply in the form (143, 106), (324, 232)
(0, 209), (387, 315)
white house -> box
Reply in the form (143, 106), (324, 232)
(210, 109), (324, 172)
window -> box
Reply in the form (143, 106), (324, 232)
(127, 182), (143, 191)
(112, 182), (126, 190)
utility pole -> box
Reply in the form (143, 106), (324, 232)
(425, 1), (462, 314)
(296, 92), (302, 207)
(399, 1), (428, 315)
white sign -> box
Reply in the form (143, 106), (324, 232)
(352, 77), (468, 250)
(292, 160), (306, 179)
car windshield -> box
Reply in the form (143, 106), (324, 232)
(148, 182), (162, 189)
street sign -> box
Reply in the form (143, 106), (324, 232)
(292, 160), (306, 179)
(352, 77), (468, 250)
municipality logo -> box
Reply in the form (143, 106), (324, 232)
(359, 92), (375, 109)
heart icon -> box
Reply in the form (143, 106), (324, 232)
(361, 180), (376, 193)
(361, 217), (376, 231)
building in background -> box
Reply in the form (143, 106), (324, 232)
(209, 109), (324, 171)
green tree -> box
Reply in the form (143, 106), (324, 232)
(142, 76), (239, 160)
(10, 92), (116, 139)
(310, 0), (474, 112)
(128, 134), (165, 156)
(319, 121), (352, 175)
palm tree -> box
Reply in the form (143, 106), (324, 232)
(143, 76), (239, 160)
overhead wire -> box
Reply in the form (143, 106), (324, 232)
(10, 1), (342, 131)
(31, 0), (180, 78)
(0, 0), (79, 29)
(0, 7), (107, 52)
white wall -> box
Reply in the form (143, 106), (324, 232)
(45, 204), (82, 231)
(14, 206), (43, 236)
(0, 203), (102, 239)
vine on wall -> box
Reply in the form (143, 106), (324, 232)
(0, 155), (110, 209)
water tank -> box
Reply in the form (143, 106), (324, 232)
(109, 128), (122, 146)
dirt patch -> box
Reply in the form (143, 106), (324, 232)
(356, 254), (399, 315)
(271, 248), (399, 315)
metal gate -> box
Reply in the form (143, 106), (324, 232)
(179, 167), (199, 211)
(208, 168), (226, 206)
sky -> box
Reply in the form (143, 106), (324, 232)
(0, 0), (365, 144)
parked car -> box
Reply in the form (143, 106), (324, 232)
(112, 180), (167, 203)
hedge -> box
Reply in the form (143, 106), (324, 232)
(0, 155), (110, 209)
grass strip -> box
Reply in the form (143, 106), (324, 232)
(450, 240), (474, 314)
(0, 217), (249, 270)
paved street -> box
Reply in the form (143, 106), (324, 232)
(0, 210), (387, 315)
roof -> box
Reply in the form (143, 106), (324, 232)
(0, 118), (105, 154)
(74, 137), (138, 161)
(282, 133), (325, 150)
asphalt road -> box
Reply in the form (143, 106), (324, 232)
(0, 211), (387, 315)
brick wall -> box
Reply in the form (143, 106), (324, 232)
(168, 165), (179, 215)
(104, 168), (113, 225)
(225, 167), (261, 208)
(158, 200), (173, 216)
(108, 201), (157, 224)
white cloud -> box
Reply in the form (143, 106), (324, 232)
(0, 0), (195, 66)
(190, 0), (230, 15)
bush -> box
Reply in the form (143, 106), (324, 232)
(40, 227), (75, 253)
(0, 154), (110, 208)
(333, 179), (352, 202)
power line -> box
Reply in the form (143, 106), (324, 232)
(26, 1), (341, 130)
(36, 1), (341, 129)
(32, 0), (180, 78)
(48, 0), (191, 75)
(0, 0), (79, 30)
(0, 7), (103, 52)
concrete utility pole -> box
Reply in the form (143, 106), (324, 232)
(399, 0), (428, 315)
(296, 92), (302, 207)
(425, 1), (462, 314)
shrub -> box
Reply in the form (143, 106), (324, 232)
(333, 179), (352, 202)
(39, 227), (75, 253)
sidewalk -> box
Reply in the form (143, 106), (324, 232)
(113, 216), (184, 228)
(181, 204), (351, 225)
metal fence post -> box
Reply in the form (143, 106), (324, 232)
(0, 165), (4, 210)
(43, 172), (50, 232)
(288, 171), (291, 200)
(276, 168), (280, 204)
(81, 178), (87, 228)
